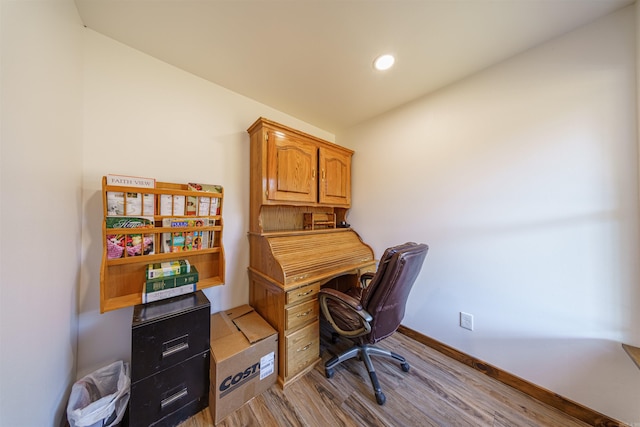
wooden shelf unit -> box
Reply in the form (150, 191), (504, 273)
(303, 212), (336, 230)
(256, 205), (348, 235)
(100, 178), (225, 313)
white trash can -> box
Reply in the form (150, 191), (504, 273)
(66, 360), (130, 427)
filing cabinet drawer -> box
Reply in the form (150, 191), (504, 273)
(285, 299), (318, 331)
(129, 351), (210, 427)
(131, 292), (210, 382)
(285, 321), (319, 378)
(286, 282), (320, 305)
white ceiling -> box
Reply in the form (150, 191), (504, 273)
(74, 0), (634, 133)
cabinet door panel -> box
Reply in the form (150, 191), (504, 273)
(267, 131), (317, 203)
(319, 147), (351, 206)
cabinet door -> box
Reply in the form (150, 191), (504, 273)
(319, 146), (351, 206)
(267, 130), (318, 204)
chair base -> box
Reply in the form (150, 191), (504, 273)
(324, 344), (410, 405)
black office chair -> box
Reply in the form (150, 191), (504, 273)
(319, 242), (429, 405)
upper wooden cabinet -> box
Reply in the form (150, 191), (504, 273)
(267, 128), (318, 204)
(249, 117), (352, 209)
(319, 145), (351, 205)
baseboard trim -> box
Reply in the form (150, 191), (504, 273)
(397, 325), (628, 427)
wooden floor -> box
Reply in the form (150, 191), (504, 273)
(179, 325), (592, 427)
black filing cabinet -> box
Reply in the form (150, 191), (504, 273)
(129, 291), (210, 427)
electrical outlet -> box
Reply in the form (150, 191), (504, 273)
(460, 312), (474, 331)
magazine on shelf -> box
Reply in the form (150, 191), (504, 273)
(159, 194), (185, 216)
(106, 192), (154, 216)
(162, 217), (210, 253)
(187, 183), (222, 215)
(186, 196), (198, 216)
(106, 175), (156, 216)
(210, 197), (220, 216)
(187, 183), (222, 193)
(105, 216), (155, 259)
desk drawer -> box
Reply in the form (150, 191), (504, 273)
(285, 321), (319, 378)
(286, 282), (320, 305)
(129, 351), (209, 427)
(285, 299), (318, 331)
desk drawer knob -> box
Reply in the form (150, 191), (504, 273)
(296, 310), (312, 318)
(297, 343), (312, 352)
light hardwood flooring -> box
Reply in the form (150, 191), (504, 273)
(179, 325), (593, 427)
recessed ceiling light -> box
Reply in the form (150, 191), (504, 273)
(373, 54), (395, 71)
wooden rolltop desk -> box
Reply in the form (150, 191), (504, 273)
(247, 118), (376, 386)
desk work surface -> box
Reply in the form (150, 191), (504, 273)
(249, 229), (375, 288)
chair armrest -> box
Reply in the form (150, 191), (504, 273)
(319, 288), (364, 312)
(319, 288), (372, 338)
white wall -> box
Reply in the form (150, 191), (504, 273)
(77, 29), (333, 377)
(0, 1), (83, 426)
(341, 6), (640, 424)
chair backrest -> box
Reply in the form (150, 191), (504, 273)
(361, 242), (428, 344)
(359, 242), (419, 296)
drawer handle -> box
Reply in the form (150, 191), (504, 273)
(160, 387), (188, 409)
(296, 310), (312, 318)
(297, 342), (312, 352)
(298, 290), (313, 297)
(162, 342), (189, 358)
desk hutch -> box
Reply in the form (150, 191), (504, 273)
(247, 118), (375, 387)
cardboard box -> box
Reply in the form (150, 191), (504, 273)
(209, 305), (278, 424)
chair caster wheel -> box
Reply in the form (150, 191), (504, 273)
(325, 368), (334, 379)
(375, 391), (386, 405)
(401, 362), (410, 372)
